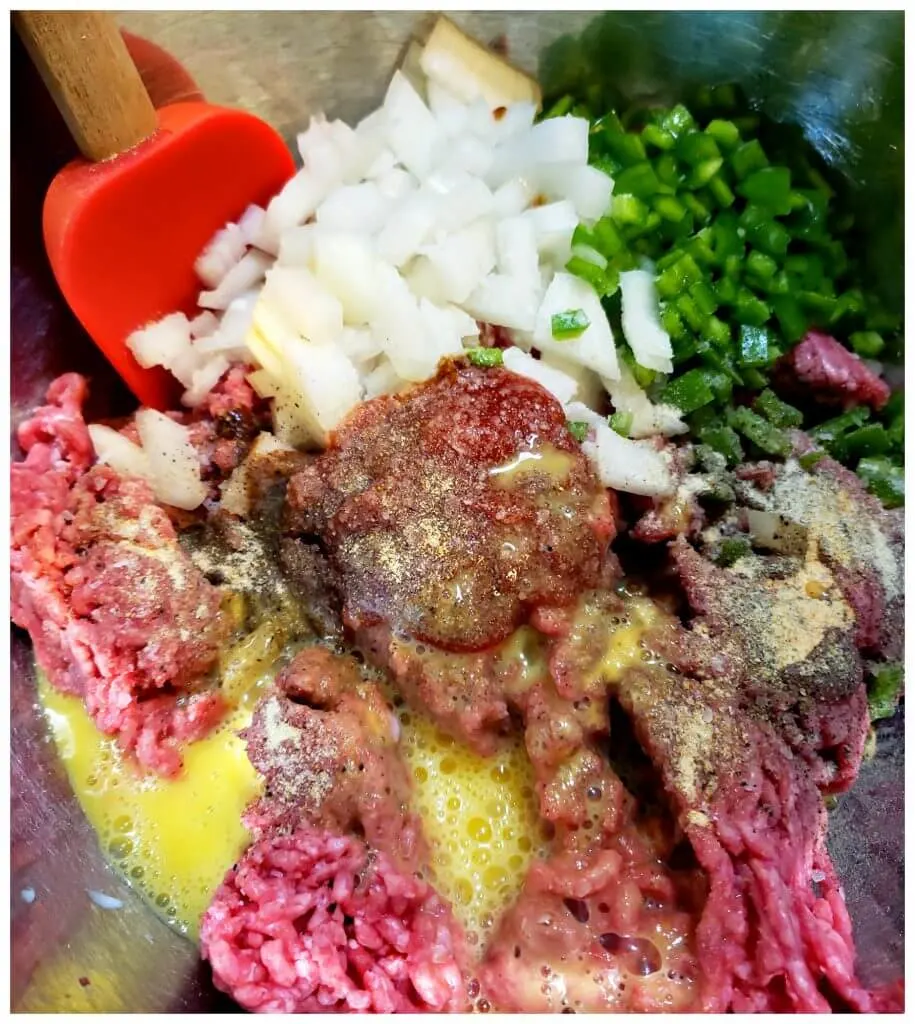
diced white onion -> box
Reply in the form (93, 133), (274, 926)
(533, 272), (620, 381)
(198, 251), (272, 311)
(134, 410), (208, 510)
(503, 347), (579, 405)
(619, 268), (674, 374)
(566, 402), (674, 497)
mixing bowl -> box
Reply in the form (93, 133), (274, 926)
(10, 11), (903, 1011)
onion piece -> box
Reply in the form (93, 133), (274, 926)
(533, 272), (620, 381)
(256, 265), (343, 346)
(315, 181), (390, 234)
(127, 313), (192, 372)
(194, 222), (247, 289)
(220, 431), (294, 515)
(409, 220), (496, 305)
(311, 230), (386, 325)
(566, 402), (674, 497)
(198, 251), (272, 311)
(463, 273), (542, 333)
(134, 410), (208, 510)
(502, 347), (579, 405)
(619, 268), (674, 374)
(603, 361), (687, 439)
(88, 424), (152, 480)
(419, 16), (541, 109)
(382, 70), (441, 180)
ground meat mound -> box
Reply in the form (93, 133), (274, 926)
(735, 448), (904, 661)
(200, 826), (468, 1013)
(243, 646), (424, 870)
(11, 374), (228, 775)
(285, 363), (614, 652)
(775, 331), (890, 410)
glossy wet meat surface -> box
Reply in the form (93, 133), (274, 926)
(285, 363), (614, 652)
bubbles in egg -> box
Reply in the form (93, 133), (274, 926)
(397, 710), (546, 944)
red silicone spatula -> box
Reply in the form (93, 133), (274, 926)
(14, 11), (296, 409)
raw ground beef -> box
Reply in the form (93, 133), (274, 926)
(775, 331), (891, 410)
(284, 362), (614, 653)
(735, 446), (904, 662)
(11, 374), (233, 775)
(199, 826), (468, 1013)
(243, 646), (425, 872)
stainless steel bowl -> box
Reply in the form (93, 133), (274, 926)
(11, 11), (903, 1011)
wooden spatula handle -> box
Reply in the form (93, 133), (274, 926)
(14, 11), (158, 162)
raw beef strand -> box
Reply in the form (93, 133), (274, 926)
(10, 372), (254, 775)
(775, 331), (890, 410)
(200, 826), (468, 1013)
(242, 646), (424, 873)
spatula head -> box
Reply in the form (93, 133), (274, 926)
(43, 101), (296, 409)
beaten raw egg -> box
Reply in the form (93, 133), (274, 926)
(36, 593), (661, 947)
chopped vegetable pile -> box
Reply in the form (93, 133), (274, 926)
(548, 88), (904, 506)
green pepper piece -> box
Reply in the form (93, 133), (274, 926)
(542, 95), (575, 119)
(685, 228), (716, 267)
(746, 217), (791, 257)
(611, 193), (650, 228)
(771, 294), (809, 344)
(738, 325), (774, 367)
(605, 131), (647, 168)
(740, 367), (768, 390)
(857, 456), (904, 509)
(798, 290), (838, 323)
(746, 250), (779, 281)
(656, 253), (702, 299)
(681, 192), (711, 225)
(704, 315), (731, 348)
(731, 138), (769, 180)
(676, 132), (721, 166)
(566, 420), (590, 443)
(661, 368), (718, 414)
(566, 256), (612, 295)
(736, 166), (792, 215)
(843, 423), (890, 461)
(707, 174), (736, 208)
(614, 161), (662, 198)
(591, 216), (626, 257)
(660, 305), (688, 341)
(867, 663), (904, 722)
(734, 290), (771, 328)
(810, 407), (871, 457)
(551, 308), (591, 340)
(705, 119), (741, 151)
(753, 388), (803, 428)
(675, 295), (704, 332)
(657, 104), (696, 140)
(689, 280), (718, 318)
(641, 123), (675, 151)
(715, 276), (739, 306)
(699, 423), (744, 465)
(466, 347), (504, 368)
(716, 536), (753, 568)
(653, 194), (688, 222)
(685, 157), (724, 189)
(727, 406), (791, 458)
(609, 410), (634, 436)
(849, 331), (885, 359)
(829, 288), (867, 328)
(654, 152), (680, 187)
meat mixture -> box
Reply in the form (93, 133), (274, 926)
(12, 360), (903, 1012)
